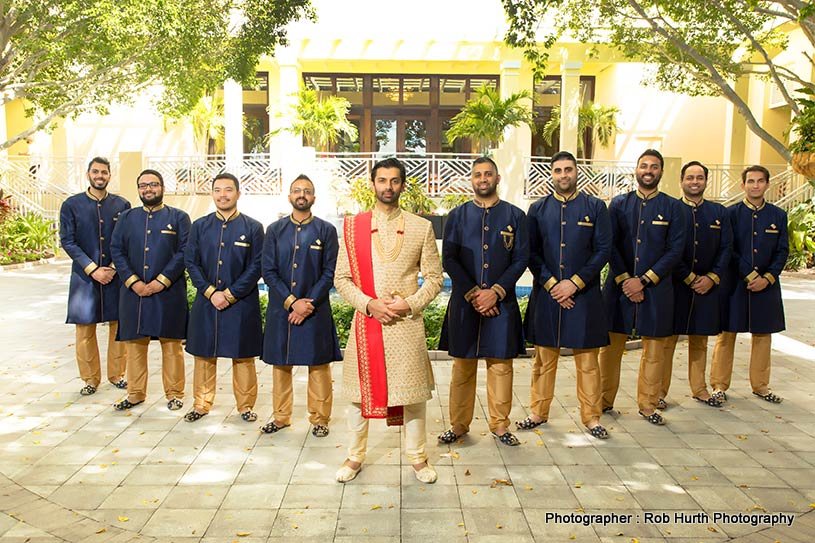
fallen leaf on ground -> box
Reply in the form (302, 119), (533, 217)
(708, 527), (718, 532)
(118, 516), (129, 522)
(495, 523), (502, 529)
(490, 479), (513, 488)
(236, 531), (251, 537)
(464, 469), (471, 476)
(95, 528), (106, 534)
(370, 505), (381, 510)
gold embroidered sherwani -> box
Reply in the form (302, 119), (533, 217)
(335, 208), (443, 406)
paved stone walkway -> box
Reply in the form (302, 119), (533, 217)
(0, 260), (814, 542)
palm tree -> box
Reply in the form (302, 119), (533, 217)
(287, 88), (358, 151)
(189, 93), (225, 155)
(446, 86), (535, 152)
(541, 102), (621, 158)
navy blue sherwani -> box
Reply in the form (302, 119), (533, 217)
(262, 215), (341, 366)
(721, 199), (788, 334)
(185, 211), (264, 359)
(110, 204), (191, 340)
(603, 190), (686, 338)
(60, 190), (131, 324)
(672, 197), (732, 336)
(525, 191), (611, 349)
(439, 200), (529, 358)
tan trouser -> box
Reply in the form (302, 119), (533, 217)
(449, 357), (513, 433)
(273, 363), (333, 425)
(125, 337), (185, 403)
(75, 322), (126, 387)
(347, 401), (426, 464)
(599, 332), (666, 412)
(663, 335), (710, 398)
(193, 356), (257, 413)
(710, 332), (772, 394)
(530, 346), (602, 426)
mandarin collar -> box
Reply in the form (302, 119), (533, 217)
(681, 196), (704, 208)
(553, 190), (579, 203)
(635, 189), (659, 201)
(473, 198), (501, 209)
(85, 189), (108, 202)
(142, 203), (165, 212)
(289, 213), (314, 226)
(373, 206), (402, 221)
(743, 198), (766, 211)
(216, 210), (241, 222)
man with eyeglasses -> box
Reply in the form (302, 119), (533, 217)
(60, 157), (131, 397)
(184, 173), (264, 423)
(110, 169), (191, 411)
(261, 174), (341, 437)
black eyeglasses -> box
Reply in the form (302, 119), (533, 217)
(137, 182), (162, 190)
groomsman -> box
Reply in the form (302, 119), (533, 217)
(599, 149), (685, 425)
(60, 157), (130, 396)
(262, 175), (341, 437)
(438, 157), (529, 447)
(184, 173), (264, 423)
(520, 151), (612, 439)
(110, 169), (190, 410)
(710, 165), (788, 404)
(662, 161), (731, 407)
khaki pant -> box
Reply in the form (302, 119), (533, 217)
(193, 356), (258, 413)
(663, 335), (710, 398)
(710, 332), (772, 394)
(530, 346), (602, 426)
(125, 337), (185, 403)
(449, 357), (513, 434)
(75, 322), (126, 387)
(599, 332), (667, 412)
(273, 364), (333, 425)
(347, 401), (427, 464)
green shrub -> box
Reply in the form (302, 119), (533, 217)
(786, 197), (815, 270)
(0, 211), (57, 265)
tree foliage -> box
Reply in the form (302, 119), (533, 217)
(284, 87), (358, 151)
(503, 0), (815, 162)
(446, 85), (536, 151)
(0, 0), (314, 150)
(541, 101), (621, 157)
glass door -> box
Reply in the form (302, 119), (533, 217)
(373, 116), (428, 154)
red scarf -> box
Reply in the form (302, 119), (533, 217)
(344, 212), (404, 426)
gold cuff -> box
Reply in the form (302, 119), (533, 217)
(109, 262), (116, 270)
(203, 285), (216, 299)
(644, 270), (660, 286)
(223, 288), (238, 304)
(763, 272), (776, 285)
(570, 274), (585, 290)
(614, 272), (632, 285)
(124, 275), (140, 289)
(283, 294), (297, 311)
(156, 274), (172, 288)
(745, 270), (760, 283)
(83, 262), (99, 276)
(490, 284), (507, 301)
(543, 277), (558, 292)
(683, 272), (697, 286)
(706, 272), (720, 285)
(464, 286), (479, 303)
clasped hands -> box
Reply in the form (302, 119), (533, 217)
(549, 279), (577, 309)
(132, 279), (166, 298)
(367, 294), (411, 324)
(288, 298), (315, 325)
(90, 266), (116, 285)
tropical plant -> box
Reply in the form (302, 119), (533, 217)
(541, 102), (620, 158)
(283, 88), (358, 151)
(344, 176), (437, 215)
(0, 189), (12, 224)
(788, 88), (815, 179)
(438, 193), (472, 212)
(786, 198), (815, 270)
(446, 86), (535, 152)
(189, 94), (225, 155)
(0, 211), (57, 265)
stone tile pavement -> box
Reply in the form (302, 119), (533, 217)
(0, 260), (814, 542)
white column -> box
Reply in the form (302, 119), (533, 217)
(494, 59), (532, 208)
(559, 53), (583, 155)
(223, 78), (243, 173)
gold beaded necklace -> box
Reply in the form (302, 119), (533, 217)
(372, 214), (405, 263)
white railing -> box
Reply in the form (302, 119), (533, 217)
(776, 179), (814, 210)
(315, 152), (482, 196)
(721, 169), (810, 209)
(0, 157), (75, 221)
(524, 156), (636, 200)
(145, 154), (283, 195)
(706, 163), (790, 202)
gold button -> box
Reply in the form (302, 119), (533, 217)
(561, 243), (566, 247)
(481, 283), (487, 288)
(484, 226), (489, 231)
(562, 204), (567, 208)
(293, 263), (298, 268)
(637, 239), (641, 244)
(640, 220), (645, 224)
(99, 219), (104, 223)
(100, 236), (105, 241)
(486, 209), (490, 213)
(560, 264), (565, 269)
(754, 214), (758, 219)
(144, 265), (149, 269)
(483, 244), (488, 250)
(754, 249), (758, 253)
(144, 247), (149, 252)
(220, 242), (224, 247)
(218, 260), (223, 265)
(635, 257), (640, 262)
(101, 253), (105, 258)
(291, 281), (297, 287)
(642, 203), (646, 207)
(148, 215), (153, 219)
(561, 221), (566, 225)
(147, 230), (151, 234)
(695, 241), (699, 245)
(97, 204), (101, 207)
(754, 266), (758, 270)
(295, 245), (300, 249)
(297, 227), (301, 232)
(483, 263), (489, 269)
(754, 232), (757, 236)
(218, 279), (222, 284)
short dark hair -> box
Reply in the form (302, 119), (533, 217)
(290, 174), (314, 191)
(137, 169), (164, 185)
(212, 172), (240, 191)
(680, 160), (709, 180)
(638, 149), (664, 169)
(472, 156), (499, 175)
(742, 165), (770, 184)
(371, 157), (406, 184)
(550, 151), (578, 168)
(87, 156), (111, 172)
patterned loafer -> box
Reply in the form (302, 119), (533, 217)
(111, 378), (128, 389)
(515, 416), (547, 430)
(638, 411), (666, 425)
(167, 398), (183, 411)
(312, 425), (329, 437)
(492, 431), (521, 446)
(693, 396), (723, 408)
(80, 384), (97, 396)
(753, 390), (783, 404)
(588, 424), (610, 439)
(113, 398), (144, 410)
(656, 398), (668, 410)
(437, 429), (464, 444)
(260, 421), (290, 434)
(712, 390), (727, 403)
(184, 410), (207, 422)
(241, 410), (258, 422)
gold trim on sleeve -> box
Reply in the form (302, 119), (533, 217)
(223, 288), (237, 304)
(570, 274), (585, 290)
(124, 275), (140, 289)
(683, 272), (698, 286)
(644, 269), (660, 285)
(491, 284), (507, 300)
(745, 270), (760, 283)
(763, 273), (776, 285)
(543, 276), (558, 292)
(204, 285), (216, 299)
(614, 272), (632, 285)
(283, 294), (297, 311)
(706, 272), (720, 285)
(83, 262), (99, 275)
(464, 286), (479, 303)
(156, 274), (172, 288)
